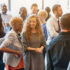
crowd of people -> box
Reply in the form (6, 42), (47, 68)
(0, 3), (70, 70)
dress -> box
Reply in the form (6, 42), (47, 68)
(22, 32), (46, 70)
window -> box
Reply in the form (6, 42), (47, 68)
(1, 0), (70, 16)
(11, 0), (42, 16)
(44, 0), (70, 14)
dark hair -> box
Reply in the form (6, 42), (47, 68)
(45, 7), (51, 13)
(0, 14), (3, 28)
(52, 4), (61, 13)
(0, 14), (4, 34)
(0, 14), (2, 23)
(60, 13), (70, 29)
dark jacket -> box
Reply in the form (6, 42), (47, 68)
(47, 32), (70, 70)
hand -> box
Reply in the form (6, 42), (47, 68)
(35, 48), (43, 54)
(14, 54), (19, 57)
(16, 51), (22, 56)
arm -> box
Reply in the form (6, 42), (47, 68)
(35, 35), (46, 53)
(0, 32), (22, 56)
(0, 46), (21, 56)
(46, 20), (58, 38)
(22, 33), (38, 52)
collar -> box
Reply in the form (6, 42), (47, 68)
(53, 14), (59, 22)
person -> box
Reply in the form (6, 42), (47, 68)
(46, 4), (63, 45)
(1, 4), (12, 33)
(47, 13), (70, 70)
(31, 3), (39, 15)
(45, 7), (51, 21)
(22, 15), (46, 70)
(0, 17), (24, 70)
(38, 10), (48, 40)
(0, 14), (5, 70)
(19, 7), (28, 21)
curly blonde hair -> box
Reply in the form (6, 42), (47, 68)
(24, 15), (44, 40)
(10, 17), (23, 33)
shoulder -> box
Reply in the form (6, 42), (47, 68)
(48, 35), (62, 50)
(22, 32), (28, 39)
(5, 30), (17, 39)
(47, 17), (55, 26)
(23, 32), (27, 36)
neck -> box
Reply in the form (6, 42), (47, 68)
(55, 15), (59, 19)
(31, 28), (36, 33)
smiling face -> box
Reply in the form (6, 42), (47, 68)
(10, 17), (23, 33)
(29, 17), (37, 29)
(2, 5), (7, 14)
(32, 6), (38, 14)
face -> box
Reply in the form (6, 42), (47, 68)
(2, 5), (7, 14)
(29, 17), (37, 29)
(13, 23), (23, 33)
(21, 9), (27, 18)
(57, 6), (63, 17)
(32, 6), (38, 14)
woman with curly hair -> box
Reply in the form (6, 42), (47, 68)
(0, 17), (24, 70)
(22, 15), (46, 70)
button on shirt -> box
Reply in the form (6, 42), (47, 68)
(46, 16), (60, 45)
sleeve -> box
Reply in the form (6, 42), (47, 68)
(22, 32), (29, 52)
(46, 20), (58, 38)
(47, 49), (54, 70)
(47, 51), (52, 70)
(40, 35), (46, 48)
(0, 32), (15, 49)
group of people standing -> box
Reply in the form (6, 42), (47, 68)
(0, 3), (70, 70)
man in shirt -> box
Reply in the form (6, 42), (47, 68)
(1, 4), (12, 33)
(31, 3), (39, 15)
(46, 4), (63, 45)
(47, 13), (70, 70)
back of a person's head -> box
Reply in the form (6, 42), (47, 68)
(0, 14), (2, 23)
(60, 13), (70, 29)
(52, 4), (61, 13)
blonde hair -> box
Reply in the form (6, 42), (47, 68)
(24, 15), (44, 40)
(38, 10), (48, 19)
(10, 17), (23, 33)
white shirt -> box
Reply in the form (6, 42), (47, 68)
(0, 30), (23, 67)
(46, 16), (60, 45)
(1, 13), (12, 33)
